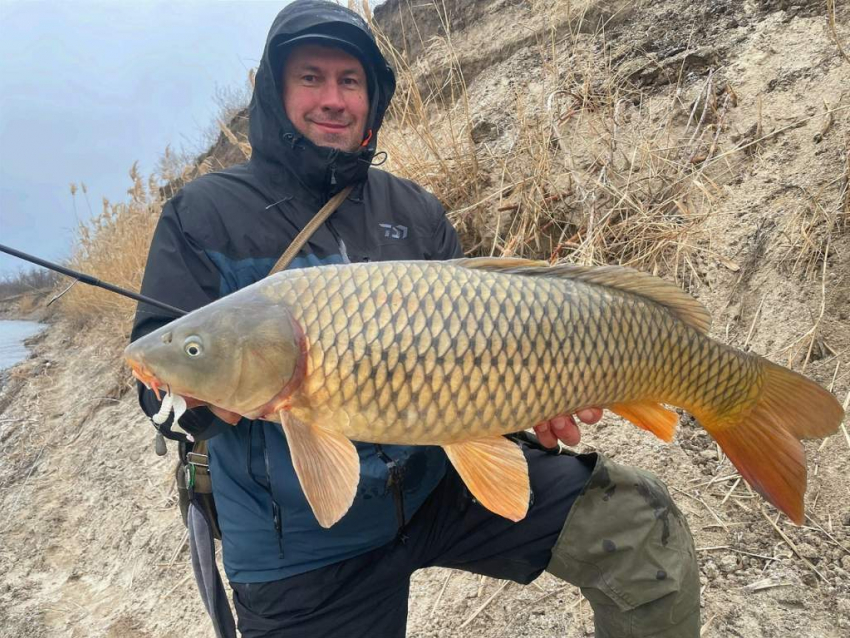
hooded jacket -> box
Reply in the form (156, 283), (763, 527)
(131, 0), (462, 582)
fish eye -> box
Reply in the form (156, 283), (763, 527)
(183, 336), (204, 357)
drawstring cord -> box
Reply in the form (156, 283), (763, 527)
(369, 151), (388, 166)
(374, 444), (408, 543)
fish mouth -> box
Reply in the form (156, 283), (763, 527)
(126, 357), (167, 401)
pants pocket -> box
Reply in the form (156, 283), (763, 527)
(546, 453), (701, 636)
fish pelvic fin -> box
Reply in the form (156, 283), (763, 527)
(702, 360), (844, 525)
(280, 411), (360, 528)
(610, 401), (679, 442)
(443, 436), (530, 522)
(451, 258), (711, 334)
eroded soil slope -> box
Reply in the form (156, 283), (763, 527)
(1, 1), (849, 636)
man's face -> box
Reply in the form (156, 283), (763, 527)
(281, 44), (370, 153)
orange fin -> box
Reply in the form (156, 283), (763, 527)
(611, 401), (679, 442)
(704, 360), (843, 525)
(280, 411), (360, 528)
(443, 436), (530, 522)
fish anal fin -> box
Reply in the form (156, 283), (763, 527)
(451, 258), (711, 334)
(610, 401), (679, 442)
(443, 436), (530, 522)
(280, 411), (360, 528)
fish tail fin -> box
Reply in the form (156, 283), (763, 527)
(703, 359), (843, 524)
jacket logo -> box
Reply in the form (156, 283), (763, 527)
(379, 224), (408, 239)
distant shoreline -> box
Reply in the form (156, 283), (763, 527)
(0, 318), (49, 394)
(0, 289), (54, 323)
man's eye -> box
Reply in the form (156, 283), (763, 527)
(342, 77), (360, 86)
(302, 75), (318, 83)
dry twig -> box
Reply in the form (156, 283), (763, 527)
(459, 580), (510, 629)
(759, 509), (828, 583)
(430, 571), (454, 617)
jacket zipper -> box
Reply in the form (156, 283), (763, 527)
(260, 428), (285, 559)
(247, 422), (285, 558)
(327, 149), (339, 188)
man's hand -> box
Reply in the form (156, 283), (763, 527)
(533, 408), (603, 448)
(184, 397), (242, 425)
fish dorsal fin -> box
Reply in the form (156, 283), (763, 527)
(451, 257), (711, 334)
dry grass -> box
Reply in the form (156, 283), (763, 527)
(59, 165), (180, 335)
(57, 0), (844, 343)
(56, 83), (253, 339)
(54, 0), (734, 341)
(780, 121), (850, 279)
(365, 0), (740, 288)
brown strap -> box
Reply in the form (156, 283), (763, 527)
(268, 184), (354, 275)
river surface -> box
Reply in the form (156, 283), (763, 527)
(0, 320), (46, 372)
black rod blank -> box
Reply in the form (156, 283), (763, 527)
(0, 243), (186, 317)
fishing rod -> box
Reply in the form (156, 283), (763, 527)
(0, 243), (187, 317)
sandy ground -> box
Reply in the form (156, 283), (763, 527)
(2, 0), (849, 636)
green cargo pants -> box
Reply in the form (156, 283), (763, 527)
(546, 453), (701, 637)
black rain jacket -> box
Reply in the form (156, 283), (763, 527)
(130, 0), (462, 583)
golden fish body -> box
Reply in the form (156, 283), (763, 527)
(125, 258), (843, 528)
(273, 260), (754, 445)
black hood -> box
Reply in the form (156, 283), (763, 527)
(248, 0), (396, 195)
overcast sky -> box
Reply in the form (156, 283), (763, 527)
(0, 0), (292, 277)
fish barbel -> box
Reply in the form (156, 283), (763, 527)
(124, 258), (844, 528)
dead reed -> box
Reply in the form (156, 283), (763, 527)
(366, 0), (734, 288)
(60, 165), (178, 333)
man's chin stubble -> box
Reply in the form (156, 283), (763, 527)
(320, 135), (360, 153)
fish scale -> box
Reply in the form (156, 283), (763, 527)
(273, 262), (724, 444)
(125, 257), (843, 527)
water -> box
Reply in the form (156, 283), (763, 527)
(0, 320), (46, 371)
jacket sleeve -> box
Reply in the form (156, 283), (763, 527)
(129, 194), (229, 441)
(427, 198), (464, 260)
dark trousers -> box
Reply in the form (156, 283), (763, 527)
(231, 446), (594, 638)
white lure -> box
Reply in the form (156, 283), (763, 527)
(152, 390), (192, 441)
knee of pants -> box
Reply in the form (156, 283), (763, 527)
(546, 453), (699, 618)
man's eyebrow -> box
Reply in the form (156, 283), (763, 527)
(291, 63), (363, 76)
(292, 64), (323, 74)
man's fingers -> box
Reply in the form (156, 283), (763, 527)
(575, 407), (603, 425)
(183, 396), (206, 409)
(533, 422), (560, 448)
(534, 416), (581, 447)
(210, 406), (242, 425)
(551, 415), (581, 446)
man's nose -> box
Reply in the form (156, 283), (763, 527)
(318, 82), (346, 111)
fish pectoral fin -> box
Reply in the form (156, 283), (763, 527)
(443, 436), (530, 522)
(610, 401), (679, 442)
(280, 411), (360, 529)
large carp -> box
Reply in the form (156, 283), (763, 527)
(124, 258), (843, 528)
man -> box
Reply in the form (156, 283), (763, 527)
(131, 2), (700, 636)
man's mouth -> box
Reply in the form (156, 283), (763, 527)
(309, 120), (350, 131)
